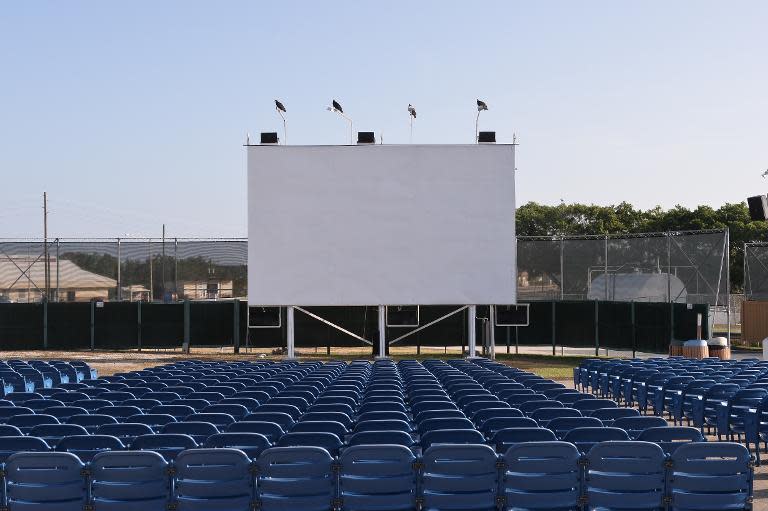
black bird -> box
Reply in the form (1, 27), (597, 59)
(408, 104), (416, 118)
(332, 100), (343, 113)
(275, 99), (286, 113)
(477, 99), (488, 111)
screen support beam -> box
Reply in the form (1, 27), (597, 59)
(467, 305), (477, 358)
(377, 305), (387, 358)
(294, 306), (373, 346)
(388, 306), (469, 345)
(286, 306), (295, 358)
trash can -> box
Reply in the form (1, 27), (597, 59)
(707, 337), (730, 360)
(669, 339), (685, 357)
(682, 339), (708, 360)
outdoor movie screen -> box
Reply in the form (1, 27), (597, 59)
(248, 144), (516, 306)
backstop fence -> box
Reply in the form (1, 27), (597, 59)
(745, 242), (768, 300)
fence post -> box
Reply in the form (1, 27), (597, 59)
(551, 301), (556, 356)
(594, 300), (599, 357)
(631, 301), (636, 358)
(137, 301), (142, 352)
(90, 301), (95, 351)
(506, 325), (510, 354)
(233, 299), (240, 354)
(183, 300), (190, 354)
(43, 299), (48, 349)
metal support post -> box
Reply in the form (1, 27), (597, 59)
(182, 300), (190, 354)
(467, 305), (477, 358)
(631, 301), (636, 358)
(90, 301), (95, 351)
(137, 301), (142, 351)
(233, 299), (240, 354)
(377, 305), (387, 358)
(552, 301), (557, 356)
(286, 306), (295, 359)
(43, 299), (48, 349)
(594, 300), (599, 357)
(489, 306), (496, 360)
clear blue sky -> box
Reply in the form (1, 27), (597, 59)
(1, 1), (766, 238)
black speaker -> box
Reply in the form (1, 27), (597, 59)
(478, 131), (496, 143)
(357, 132), (375, 144)
(260, 132), (279, 144)
(748, 195), (768, 221)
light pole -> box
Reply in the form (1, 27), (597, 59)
(328, 99), (353, 144)
(476, 99), (488, 143)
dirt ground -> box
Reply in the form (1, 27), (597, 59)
(2, 348), (765, 509)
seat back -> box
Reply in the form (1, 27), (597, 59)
(96, 423), (154, 444)
(503, 441), (581, 510)
(562, 427), (630, 453)
(130, 433), (197, 461)
(547, 416), (603, 440)
(348, 430), (414, 447)
(56, 434), (125, 462)
(204, 432), (271, 459)
(174, 448), (253, 511)
(421, 444), (498, 511)
(339, 445), (417, 511)
(5, 452), (86, 509)
(276, 432), (343, 456)
(612, 416), (669, 440)
(636, 426), (705, 454)
(585, 441), (666, 510)
(491, 427), (557, 453)
(0, 435), (50, 462)
(91, 450), (170, 510)
(669, 442), (752, 511)
(256, 446), (335, 511)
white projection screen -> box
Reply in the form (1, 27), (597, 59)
(248, 144), (516, 306)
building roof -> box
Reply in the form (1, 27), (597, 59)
(0, 256), (117, 290)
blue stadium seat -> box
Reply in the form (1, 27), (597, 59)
(547, 416), (603, 440)
(291, 420), (347, 438)
(356, 419), (412, 434)
(130, 433), (198, 461)
(243, 412), (295, 429)
(7, 413), (60, 433)
(636, 426), (705, 455)
(669, 442), (752, 511)
(96, 423), (154, 444)
(126, 413), (177, 432)
(420, 429), (486, 450)
(73, 398), (114, 412)
(257, 446), (335, 511)
(91, 451), (170, 511)
(186, 412), (236, 430)
(0, 424), (23, 436)
(529, 407), (582, 427)
(588, 407), (640, 426)
(418, 417), (475, 435)
(174, 448), (254, 511)
(502, 441), (581, 510)
(202, 403), (250, 421)
(585, 441), (666, 511)
(150, 404), (196, 420)
(471, 407), (523, 427)
(0, 436), (50, 462)
(162, 421), (220, 444)
(562, 427), (631, 453)
(613, 416), (669, 440)
(490, 427), (557, 453)
(66, 413), (117, 433)
(421, 444), (498, 511)
(204, 432), (271, 459)
(348, 430), (415, 447)
(277, 432), (343, 456)
(339, 445), (417, 511)
(227, 421), (285, 443)
(5, 452), (86, 510)
(56, 434), (125, 462)
(123, 398), (163, 413)
(29, 423), (89, 448)
(97, 405), (145, 421)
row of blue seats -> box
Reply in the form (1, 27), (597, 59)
(1, 359), (95, 392)
(0, 441), (752, 511)
(576, 356), (768, 463)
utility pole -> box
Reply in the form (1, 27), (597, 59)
(43, 192), (49, 302)
(161, 224), (166, 301)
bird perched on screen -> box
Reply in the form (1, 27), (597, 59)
(477, 99), (488, 111)
(275, 100), (286, 113)
(408, 104), (417, 118)
(762, 168), (768, 179)
(332, 100), (343, 113)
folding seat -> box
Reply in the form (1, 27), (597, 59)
(588, 407), (640, 426)
(142, 382), (170, 392)
(150, 404), (195, 421)
(100, 383), (130, 391)
(358, 401), (408, 415)
(502, 441), (580, 510)
(162, 421), (220, 444)
(291, 420), (347, 438)
(227, 421), (285, 443)
(164, 385), (195, 397)
(309, 402), (356, 417)
(7, 413), (60, 433)
(481, 417), (538, 437)
(173, 448), (253, 510)
(81, 387), (109, 398)
(255, 403), (303, 420)
(190, 391), (226, 403)
(66, 413), (117, 434)
(130, 433), (198, 461)
(29, 423), (89, 448)
(463, 400), (511, 417)
(547, 416), (604, 440)
(529, 382), (566, 393)
(518, 400), (564, 415)
(585, 441), (666, 510)
(0, 436), (50, 462)
(24, 398), (64, 412)
(45, 405), (88, 422)
(143, 391), (181, 404)
(56, 434), (124, 462)
(202, 432), (269, 459)
(717, 388), (767, 442)
(557, 392), (595, 405)
(243, 412), (295, 430)
(693, 383), (740, 433)
(300, 411), (354, 429)
(202, 403), (249, 421)
(411, 400), (458, 417)
(562, 427), (631, 453)
(51, 391), (91, 403)
(220, 397), (261, 413)
(271, 395), (311, 410)
(571, 399), (618, 415)
(415, 409), (467, 423)
(420, 429), (486, 450)
(4, 392), (43, 404)
(455, 393), (496, 409)
(0, 424), (23, 436)
(355, 419), (412, 434)
(71, 398), (112, 411)
(97, 405), (145, 421)
(5, 452), (86, 509)
(612, 416), (669, 440)
(91, 451), (170, 510)
(490, 427), (558, 453)
(101, 391), (136, 403)
(186, 412), (236, 430)
(347, 430), (415, 447)
(205, 385), (237, 397)
(126, 413), (177, 433)
(338, 445), (416, 511)
(669, 442), (752, 511)
(505, 393), (549, 407)
(123, 398), (163, 413)
(0, 406), (34, 421)
(418, 417), (475, 435)
(421, 444), (498, 511)
(236, 390), (272, 403)
(96, 423), (154, 445)
(256, 446), (335, 511)
(277, 431), (344, 456)
(636, 426), (705, 455)
(529, 407), (582, 427)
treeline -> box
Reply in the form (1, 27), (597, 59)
(517, 201), (766, 291)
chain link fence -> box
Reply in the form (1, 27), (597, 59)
(518, 230), (729, 306)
